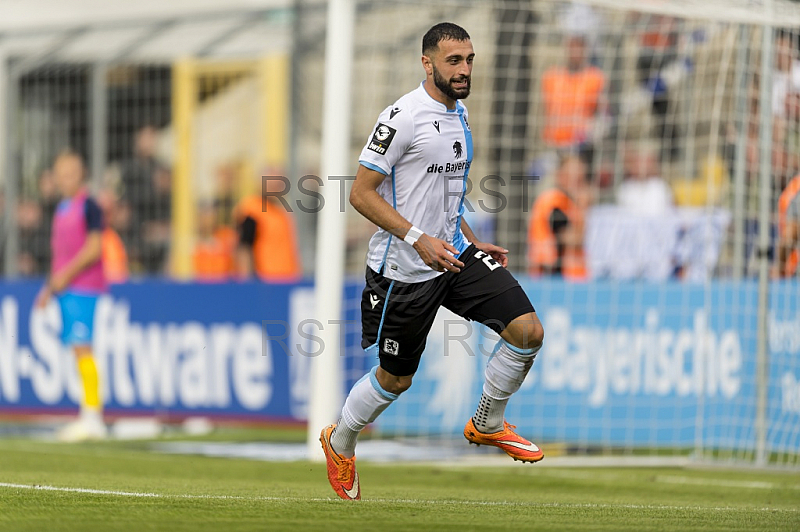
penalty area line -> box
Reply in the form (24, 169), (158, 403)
(0, 482), (796, 513)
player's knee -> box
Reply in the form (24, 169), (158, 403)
(506, 314), (544, 351)
(517, 324), (544, 351)
(384, 375), (413, 395)
(527, 321), (545, 350)
(376, 367), (413, 395)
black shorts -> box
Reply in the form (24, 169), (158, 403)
(360, 244), (535, 376)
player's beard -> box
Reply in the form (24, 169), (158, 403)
(432, 64), (470, 101)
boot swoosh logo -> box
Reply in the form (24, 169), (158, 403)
(496, 440), (540, 452)
(343, 472), (359, 499)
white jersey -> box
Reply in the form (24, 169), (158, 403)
(358, 82), (473, 283)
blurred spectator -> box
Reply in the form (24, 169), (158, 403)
(38, 168), (59, 241)
(144, 164), (172, 271)
(728, 81), (799, 198)
(559, 2), (602, 61)
(528, 154), (591, 280)
(725, 31), (800, 195)
(119, 125), (171, 273)
(772, 30), (800, 119)
(541, 34), (605, 163)
(193, 202), (236, 282)
(772, 30), (800, 191)
(772, 117), (800, 193)
(724, 102), (786, 194)
(17, 198), (45, 275)
(97, 188), (129, 284)
(236, 175), (301, 282)
(9, 168), (60, 276)
(31, 169), (61, 274)
(214, 163), (237, 228)
(777, 172), (800, 278)
(617, 144), (673, 214)
(38, 168), (59, 209)
(635, 14), (683, 161)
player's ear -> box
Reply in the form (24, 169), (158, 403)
(421, 55), (433, 76)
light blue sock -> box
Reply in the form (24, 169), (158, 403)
(331, 366), (398, 458)
(474, 341), (540, 433)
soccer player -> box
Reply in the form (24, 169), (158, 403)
(36, 150), (108, 441)
(320, 23), (545, 501)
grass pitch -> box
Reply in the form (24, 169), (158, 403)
(0, 429), (797, 531)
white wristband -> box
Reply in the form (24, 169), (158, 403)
(404, 226), (424, 246)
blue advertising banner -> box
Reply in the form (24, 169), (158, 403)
(380, 279), (799, 454)
(767, 281), (800, 454)
(0, 278), (797, 454)
(0, 280), (365, 421)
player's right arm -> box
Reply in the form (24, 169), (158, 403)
(354, 106), (464, 273)
(350, 165), (464, 273)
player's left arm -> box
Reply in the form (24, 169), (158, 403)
(460, 218), (508, 268)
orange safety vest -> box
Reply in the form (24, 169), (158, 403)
(236, 195), (302, 282)
(193, 226), (237, 282)
(102, 227), (129, 284)
(528, 188), (587, 281)
(542, 66), (605, 147)
(778, 174), (800, 277)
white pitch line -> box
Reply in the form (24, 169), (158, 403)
(655, 475), (800, 490)
(0, 483), (249, 501)
(0, 482), (797, 513)
(0, 483), (162, 498)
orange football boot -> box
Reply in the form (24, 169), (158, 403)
(464, 418), (544, 463)
(320, 424), (361, 500)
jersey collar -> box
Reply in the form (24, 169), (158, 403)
(416, 81), (462, 113)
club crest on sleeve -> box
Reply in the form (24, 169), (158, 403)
(368, 123), (397, 155)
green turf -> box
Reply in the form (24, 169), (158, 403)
(0, 437), (797, 531)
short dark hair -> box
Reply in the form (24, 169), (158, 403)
(422, 22), (470, 55)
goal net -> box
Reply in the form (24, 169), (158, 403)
(291, 0), (800, 467)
